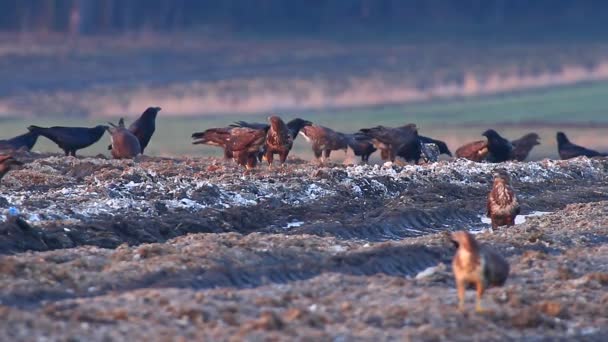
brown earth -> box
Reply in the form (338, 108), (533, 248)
(0, 153), (607, 341)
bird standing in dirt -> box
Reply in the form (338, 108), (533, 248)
(483, 129), (513, 163)
(230, 117), (312, 164)
(107, 118), (141, 159)
(28, 125), (107, 157)
(345, 132), (377, 163)
(556, 132), (607, 159)
(510, 133), (540, 161)
(487, 169), (520, 229)
(455, 140), (489, 162)
(264, 116), (294, 166)
(192, 126), (268, 170)
(450, 231), (510, 312)
(0, 131), (40, 152)
(359, 124), (420, 162)
(0, 155), (23, 182)
(108, 107), (160, 154)
(299, 125), (349, 163)
(418, 135), (452, 157)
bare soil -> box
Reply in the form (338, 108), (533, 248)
(0, 153), (607, 341)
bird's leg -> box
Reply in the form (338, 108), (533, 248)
(456, 280), (466, 312)
(475, 282), (487, 313)
(265, 151), (274, 168)
(279, 151), (288, 166)
(70, 150), (77, 157)
(63, 149), (70, 156)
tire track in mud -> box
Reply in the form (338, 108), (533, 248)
(0, 244), (449, 309)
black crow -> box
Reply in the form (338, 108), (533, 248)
(28, 125), (107, 156)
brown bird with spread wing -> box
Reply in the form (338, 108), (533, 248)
(487, 169), (520, 229)
(0, 155), (23, 182)
(451, 231), (510, 312)
(192, 126), (268, 170)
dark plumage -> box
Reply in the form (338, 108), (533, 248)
(487, 169), (520, 230)
(299, 125), (348, 162)
(346, 132), (377, 163)
(192, 126), (268, 169)
(556, 132), (607, 160)
(0, 155), (23, 182)
(510, 133), (540, 161)
(451, 231), (510, 312)
(107, 118), (141, 159)
(27, 125), (107, 156)
(419, 135), (452, 156)
(482, 129), (513, 163)
(360, 124), (420, 162)
(455, 140), (488, 162)
(0, 132), (40, 151)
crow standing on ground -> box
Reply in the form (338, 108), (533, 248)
(345, 132), (377, 163)
(418, 135), (452, 157)
(556, 131), (607, 160)
(28, 125), (107, 156)
(483, 129), (513, 163)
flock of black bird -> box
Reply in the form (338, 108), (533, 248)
(0, 107), (606, 175)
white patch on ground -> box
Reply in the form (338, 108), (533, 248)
(415, 265), (440, 279)
(283, 221), (304, 229)
(480, 211), (552, 225)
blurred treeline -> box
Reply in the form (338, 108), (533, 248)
(0, 0), (607, 35)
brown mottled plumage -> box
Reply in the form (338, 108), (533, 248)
(107, 118), (141, 159)
(192, 127), (268, 169)
(265, 116), (293, 166)
(299, 125), (348, 163)
(487, 169), (520, 229)
(0, 155), (23, 182)
(455, 140), (489, 162)
(451, 231), (510, 312)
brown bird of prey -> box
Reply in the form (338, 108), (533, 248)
(0, 155), (23, 182)
(359, 124), (420, 162)
(510, 133), (540, 161)
(107, 118), (141, 159)
(451, 231), (510, 312)
(264, 116), (293, 166)
(487, 169), (520, 229)
(299, 125), (348, 163)
(556, 131), (607, 160)
(192, 127), (268, 169)
(456, 140), (489, 162)
(108, 106), (160, 154)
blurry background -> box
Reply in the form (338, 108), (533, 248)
(1, 0), (608, 159)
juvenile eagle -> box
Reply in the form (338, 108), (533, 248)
(487, 169), (520, 229)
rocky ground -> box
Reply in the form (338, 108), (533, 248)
(0, 153), (607, 341)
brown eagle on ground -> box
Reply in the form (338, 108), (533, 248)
(192, 126), (268, 169)
(345, 132), (377, 163)
(359, 124), (420, 162)
(510, 133), (540, 161)
(0, 155), (23, 182)
(450, 231), (510, 312)
(264, 116), (293, 166)
(487, 169), (520, 229)
(230, 117), (312, 164)
(456, 140), (488, 162)
(556, 131), (607, 160)
(299, 125), (348, 163)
